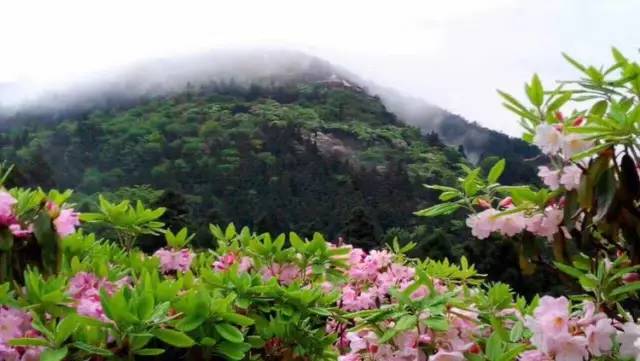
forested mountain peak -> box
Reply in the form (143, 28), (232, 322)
(0, 51), (544, 293)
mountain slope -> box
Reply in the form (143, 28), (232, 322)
(1, 82), (467, 247)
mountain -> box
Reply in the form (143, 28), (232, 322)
(0, 50), (547, 293)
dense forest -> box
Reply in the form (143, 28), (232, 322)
(0, 76), (547, 294)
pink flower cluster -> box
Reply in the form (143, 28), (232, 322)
(466, 205), (563, 241)
(53, 208), (81, 238)
(538, 165), (583, 191)
(213, 252), (253, 273)
(261, 263), (305, 285)
(153, 248), (194, 274)
(338, 308), (480, 361)
(533, 123), (592, 159)
(334, 247), (477, 361)
(67, 272), (127, 322)
(0, 306), (42, 361)
(0, 191), (33, 239)
(338, 248), (425, 311)
(522, 296), (616, 361)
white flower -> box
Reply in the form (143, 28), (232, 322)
(534, 124), (563, 154)
(561, 133), (592, 158)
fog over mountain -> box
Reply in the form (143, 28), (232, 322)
(0, 49), (535, 163)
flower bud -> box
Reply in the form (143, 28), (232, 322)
(45, 201), (60, 219)
(477, 198), (491, 209)
(623, 273), (640, 284)
(572, 116), (585, 126)
(498, 197), (513, 208)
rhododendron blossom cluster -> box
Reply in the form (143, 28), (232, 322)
(0, 307), (42, 361)
(153, 248), (194, 273)
(67, 272), (128, 322)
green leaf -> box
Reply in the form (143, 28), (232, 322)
(487, 159), (506, 184)
(526, 74), (544, 107)
(214, 323), (244, 343)
(438, 191), (459, 201)
(485, 333), (503, 361)
(216, 341), (250, 360)
(8, 338), (50, 347)
(414, 203), (460, 217)
(40, 347), (68, 361)
(611, 281), (640, 297)
(72, 341), (113, 356)
(135, 348), (166, 356)
(562, 53), (587, 73)
(152, 329), (195, 348)
(221, 312), (255, 326)
(55, 314), (79, 346)
(553, 262), (584, 279)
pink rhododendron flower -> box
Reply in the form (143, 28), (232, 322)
(585, 318), (615, 356)
(9, 223), (32, 238)
(261, 263), (302, 285)
(538, 166), (560, 190)
(561, 133), (592, 159)
(0, 344), (19, 361)
(618, 322), (640, 360)
(496, 212), (527, 237)
(466, 208), (500, 239)
(548, 333), (588, 361)
(67, 272), (127, 323)
(0, 307), (42, 360)
(519, 350), (551, 361)
(534, 124), (563, 154)
(213, 252), (252, 272)
(0, 308), (29, 343)
(53, 208), (80, 237)
(0, 191), (17, 226)
(559, 164), (582, 191)
(154, 248), (193, 273)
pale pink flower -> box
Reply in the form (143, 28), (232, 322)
(518, 350), (551, 361)
(154, 248), (193, 273)
(527, 207), (563, 240)
(466, 208), (500, 239)
(538, 166), (560, 190)
(0, 308), (28, 343)
(561, 133), (592, 159)
(53, 208), (80, 237)
(618, 322), (640, 360)
(585, 318), (615, 356)
(548, 333), (588, 361)
(534, 296), (570, 334)
(496, 212), (527, 237)
(367, 250), (392, 269)
(559, 165), (582, 191)
(534, 124), (563, 154)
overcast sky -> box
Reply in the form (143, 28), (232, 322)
(1, 0), (638, 136)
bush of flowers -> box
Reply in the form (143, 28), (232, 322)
(418, 48), (640, 360)
(0, 48), (640, 361)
